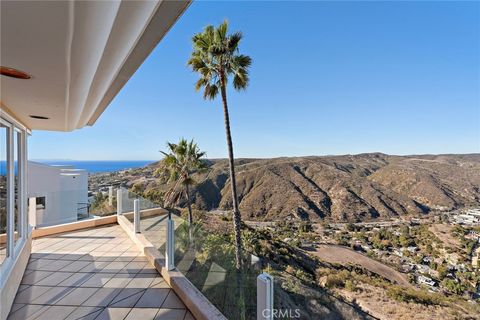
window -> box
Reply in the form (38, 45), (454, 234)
(0, 123), (7, 265)
(36, 197), (46, 210)
(13, 130), (21, 246)
(0, 117), (27, 269)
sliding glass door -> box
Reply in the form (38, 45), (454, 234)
(0, 122), (8, 265)
(0, 117), (27, 269)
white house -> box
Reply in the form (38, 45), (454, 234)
(417, 275), (437, 287)
(28, 162), (88, 227)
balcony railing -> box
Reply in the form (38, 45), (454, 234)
(130, 207), (377, 320)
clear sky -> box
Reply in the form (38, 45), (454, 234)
(30, 1), (480, 160)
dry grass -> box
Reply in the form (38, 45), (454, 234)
(311, 244), (410, 286)
(338, 283), (475, 320)
(428, 223), (461, 249)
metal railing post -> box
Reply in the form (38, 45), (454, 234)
(166, 215), (175, 270)
(117, 188), (123, 215)
(28, 197), (37, 229)
(257, 273), (274, 320)
(134, 199), (140, 233)
(108, 186), (114, 206)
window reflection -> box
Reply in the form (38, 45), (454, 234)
(0, 124), (8, 265)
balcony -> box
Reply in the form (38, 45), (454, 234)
(9, 224), (192, 320)
(4, 186), (377, 320)
(2, 188), (229, 320)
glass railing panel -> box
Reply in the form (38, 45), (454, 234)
(121, 189), (162, 212)
(88, 189), (116, 217)
(121, 188), (135, 214)
(138, 195), (159, 211)
(168, 215), (260, 320)
(119, 189), (166, 235)
(150, 213), (378, 320)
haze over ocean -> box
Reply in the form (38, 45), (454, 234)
(32, 160), (154, 173)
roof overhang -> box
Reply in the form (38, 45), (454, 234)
(0, 0), (190, 131)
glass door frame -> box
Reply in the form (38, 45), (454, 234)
(0, 112), (29, 275)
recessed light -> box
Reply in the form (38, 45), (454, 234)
(0, 66), (31, 79)
(29, 115), (49, 120)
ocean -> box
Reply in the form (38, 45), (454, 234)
(36, 160), (154, 173)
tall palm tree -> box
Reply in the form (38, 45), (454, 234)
(158, 138), (206, 225)
(188, 20), (251, 269)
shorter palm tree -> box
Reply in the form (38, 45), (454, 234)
(158, 139), (206, 225)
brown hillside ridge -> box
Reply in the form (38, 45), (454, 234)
(125, 153), (480, 222)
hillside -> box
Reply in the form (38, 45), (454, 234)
(127, 153), (480, 222)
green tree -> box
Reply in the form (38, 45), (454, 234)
(188, 20), (252, 269)
(399, 234), (413, 247)
(90, 192), (106, 212)
(442, 278), (466, 295)
(158, 138), (206, 225)
(436, 263), (449, 280)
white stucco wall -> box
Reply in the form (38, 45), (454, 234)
(27, 162), (88, 227)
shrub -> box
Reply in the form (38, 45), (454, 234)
(344, 280), (357, 292)
(387, 286), (444, 306)
(324, 270), (351, 289)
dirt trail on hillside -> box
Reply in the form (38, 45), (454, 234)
(311, 244), (411, 286)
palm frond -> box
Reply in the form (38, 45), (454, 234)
(232, 68), (249, 90)
(188, 21), (251, 100)
(227, 32), (243, 53)
(215, 20), (228, 43)
(203, 83), (219, 100)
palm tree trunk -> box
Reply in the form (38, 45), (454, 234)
(220, 72), (243, 269)
(185, 184), (193, 225)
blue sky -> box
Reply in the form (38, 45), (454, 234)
(30, 1), (480, 160)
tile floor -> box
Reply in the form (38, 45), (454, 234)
(7, 224), (195, 320)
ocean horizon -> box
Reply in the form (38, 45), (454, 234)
(34, 160), (155, 173)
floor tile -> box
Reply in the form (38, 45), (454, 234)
(64, 306), (103, 320)
(39, 260), (74, 272)
(54, 287), (98, 306)
(149, 277), (169, 289)
(109, 288), (145, 308)
(8, 304), (25, 313)
(36, 272), (75, 286)
(14, 285), (54, 304)
(104, 274), (136, 288)
(7, 304), (48, 320)
(124, 308), (159, 320)
(183, 311), (195, 320)
(154, 309), (187, 320)
(21, 271), (54, 285)
(126, 273), (156, 289)
(80, 273), (116, 288)
(134, 288), (169, 308)
(161, 291), (186, 309)
(31, 286), (76, 305)
(33, 306), (76, 320)
(95, 307), (132, 320)
(59, 260), (91, 272)
(79, 261), (110, 273)
(82, 288), (121, 307)
(100, 261), (130, 273)
(57, 272), (94, 287)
